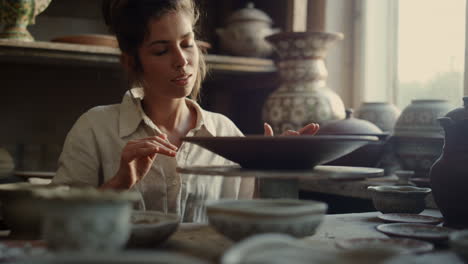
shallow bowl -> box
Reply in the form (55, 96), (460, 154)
(127, 211), (180, 248)
(368, 186), (431, 214)
(182, 135), (378, 170)
(450, 230), (468, 263)
(206, 199), (327, 241)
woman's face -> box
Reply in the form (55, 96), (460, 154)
(137, 11), (199, 100)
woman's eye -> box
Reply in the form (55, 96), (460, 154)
(182, 41), (194, 48)
(152, 50), (167, 56)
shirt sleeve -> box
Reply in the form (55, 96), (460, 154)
(52, 112), (101, 187)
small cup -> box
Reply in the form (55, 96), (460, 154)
(367, 185), (431, 214)
(394, 170), (416, 186)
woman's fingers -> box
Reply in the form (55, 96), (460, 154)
(264, 123), (274, 136)
(298, 123), (320, 135)
(128, 135), (178, 151)
(122, 141), (176, 161)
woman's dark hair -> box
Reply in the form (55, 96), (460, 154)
(102, 0), (206, 100)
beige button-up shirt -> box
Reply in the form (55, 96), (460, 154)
(53, 88), (252, 222)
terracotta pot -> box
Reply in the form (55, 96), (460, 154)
(262, 31), (346, 134)
(430, 97), (468, 228)
(0, 0), (51, 41)
(357, 102), (401, 132)
(392, 99), (454, 178)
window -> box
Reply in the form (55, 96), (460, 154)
(351, 0), (466, 109)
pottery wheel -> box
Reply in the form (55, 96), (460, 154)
(176, 165), (384, 181)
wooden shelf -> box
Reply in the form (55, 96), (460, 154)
(0, 40), (276, 73)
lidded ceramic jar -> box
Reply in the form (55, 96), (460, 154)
(0, 0), (52, 41)
(317, 109), (388, 167)
(216, 2), (280, 57)
(357, 102), (401, 132)
(392, 99), (454, 178)
(430, 97), (468, 228)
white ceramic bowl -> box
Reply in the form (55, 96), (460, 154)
(450, 230), (468, 262)
(127, 210), (180, 248)
(368, 186), (431, 214)
(206, 199), (327, 241)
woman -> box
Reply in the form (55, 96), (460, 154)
(52, 0), (319, 222)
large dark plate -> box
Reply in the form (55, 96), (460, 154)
(182, 135), (378, 170)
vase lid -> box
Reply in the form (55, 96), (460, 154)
(226, 2), (273, 24)
(444, 97), (468, 121)
(317, 109), (385, 136)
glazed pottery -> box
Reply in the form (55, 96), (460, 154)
(127, 210), (180, 248)
(216, 2), (279, 57)
(206, 199), (327, 241)
(392, 99), (453, 178)
(357, 102), (401, 132)
(182, 135), (377, 170)
(394, 170), (416, 186)
(377, 213), (443, 225)
(0, 0), (51, 41)
(430, 97), (468, 228)
(262, 31), (346, 134)
(376, 223), (453, 242)
(450, 230), (468, 262)
(335, 237), (434, 254)
(34, 187), (139, 252)
(367, 185), (431, 214)
(317, 109), (389, 167)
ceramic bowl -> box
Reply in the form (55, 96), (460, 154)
(450, 230), (468, 262)
(0, 183), (67, 239)
(33, 187), (140, 252)
(206, 199), (327, 241)
(127, 210), (180, 248)
(182, 135), (378, 170)
(367, 186), (431, 214)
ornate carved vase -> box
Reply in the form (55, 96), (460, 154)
(357, 102), (401, 132)
(392, 99), (454, 178)
(262, 32), (346, 134)
(0, 0), (51, 41)
(430, 97), (468, 228)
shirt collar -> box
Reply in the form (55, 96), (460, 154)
(119, 87), (216, 138)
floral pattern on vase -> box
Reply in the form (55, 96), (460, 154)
(0, 0), (52, 41)
(263, 32), (346, 134)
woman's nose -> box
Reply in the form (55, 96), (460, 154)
(173, 48), (188, 69)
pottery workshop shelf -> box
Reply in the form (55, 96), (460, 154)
(0, 40), (276, 73)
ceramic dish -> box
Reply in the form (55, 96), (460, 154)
(182, 135), (378, 170)
(378, 213), (443, 225)
(368, 186), (431, 214)
(127, 211), (180, 248)
(51, 34), (118, 48)
(206, 199), (327, 241)
(335, 237), (434, 254)
(376, 223), (453, 242)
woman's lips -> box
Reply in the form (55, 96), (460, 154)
(171, 74), (192, 86)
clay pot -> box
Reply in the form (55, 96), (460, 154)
(357, 102), (401, 132)
(430, 97), (468, 228)
(317, 109), (389, 167)
(392, 99), (454, 178)
(216, 2), (279, 57)
(262, 31), (346, 134)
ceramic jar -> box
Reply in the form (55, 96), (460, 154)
(392, 99), (454, 178)
(430, 97), (468, 228)
(216, 2), (279, 58)
(0, 0), (51, 41)
(35, 188), (139, 252)
(0, 148), (14, 179)
(262, 31), (346, 134)
(357, 102), (401, 132)
(317, 109), (389, 167)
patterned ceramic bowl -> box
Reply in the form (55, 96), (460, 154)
(127, 210), (180, 248)
(206, 199), (327, 241)
(368, 186), (431, 214)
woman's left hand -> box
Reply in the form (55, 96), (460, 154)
(263, 122), (320, 136)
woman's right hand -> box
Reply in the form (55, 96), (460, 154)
(101, 134), (178, 189)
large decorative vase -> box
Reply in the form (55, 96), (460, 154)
(357, 102), (401, 132)
(392, 100), (453, 178)
(0, 0), (51, 41)
(263, 32), (346, 134)
(430, 97), (468, 229)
